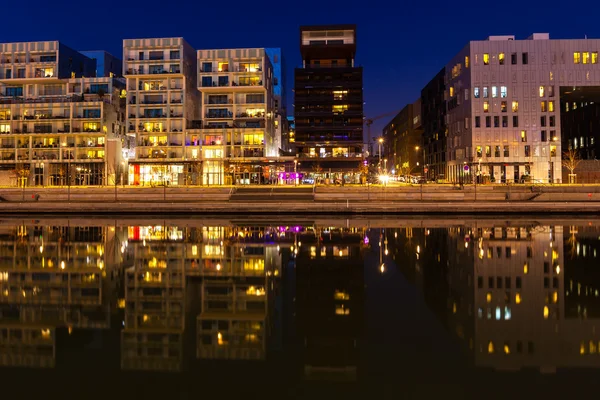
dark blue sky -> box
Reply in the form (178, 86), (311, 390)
(4, 0), (600, 136)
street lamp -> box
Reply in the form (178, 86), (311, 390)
(377, 137), (384, 172)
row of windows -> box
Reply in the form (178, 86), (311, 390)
(482, 52), (529, 66)
(478, 276), (521, 289)
(484, 340), (534, 355)
(474, 86), (554, 99)
(475, 143), (557, 158)
(474, 86), (507, 98)
(573, 52), (599, 64)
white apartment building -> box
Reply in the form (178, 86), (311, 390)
(445, 33), (600, 183)
(191, 48), (280, 185)
(0, 41), (126, 186)
(123, 38), (199, 186)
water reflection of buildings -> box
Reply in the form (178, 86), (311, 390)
(195, 225), (283, 360)
(122, 225), (187, 371)
(445, 222), (600, 372)
(0, 218), (369, 378)
(0, 223), (109, 368)
(295, 225), (366, 380)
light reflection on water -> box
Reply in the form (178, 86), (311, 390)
(1, 216), (600, 398)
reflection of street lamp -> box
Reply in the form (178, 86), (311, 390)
(377, 137), (384, 172)
(294, 159), (298, 186)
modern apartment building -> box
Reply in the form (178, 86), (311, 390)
(421, 68), (447, 181)
(444, 33), (600, 184)
(0, 41), (126, 187)
(192, 48), (282, 185)
(123, 37), (199, 186)
(382, 99), (424, 175)
(266, 48), (288, 153)
(294, 25), (364, 182)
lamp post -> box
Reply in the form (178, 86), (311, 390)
(294, 159), (298, 186)
(377, 137), (384, 172)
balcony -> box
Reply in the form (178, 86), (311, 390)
(236, 112), (265, 119)
(206, 112), (233, 119)
(233, 81), (263, 87)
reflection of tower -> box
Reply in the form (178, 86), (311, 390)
(295, 225), (365, 380)
(0, 222), (108, 368)
(121, 225), (185, 371)
(196, 225), (280, 360)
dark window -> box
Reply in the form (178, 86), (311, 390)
(201, 77), (213, 87)
(202, 62), (212, 72)
(527, 246), (532, 257)
(170, 50), (180, 60)
(525, 145), (531, 157)
(541, 130), (547, 142)
(505, 247), (511, 258)
(502, 116), (508, 127)
(511, 53), (518, 64)
(516, 277), (522, 288)
(553, 277), (559, 288)
(497, 247), (502, 258)
(478, 277), (483, 288)
(495, 146), (501, 157)
(505, 277), (511, 288)
(522, 53), (529, 64)
(486, 116), (491, 128)
(544, 261), (550, 273)
(550, 116), (555, 126)
(517, 341), (523, 353)
(513, 116), (518, 127)
(541, 116), (546, 127)
(475, 116), (481, 127)
(489, 277), (494, 288)
(497, 277), (503, 289)
(494, 116), (499, 127)
(504, 145), (509, 157)
(544, 277), (549, 288)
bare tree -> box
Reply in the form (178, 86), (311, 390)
(562, 149), (582, 183)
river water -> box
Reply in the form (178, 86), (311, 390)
(0, 216), (599, 399)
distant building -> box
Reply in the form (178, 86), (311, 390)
(294, 25), (364, 183)
(80, 50), (122, 77)
(421, 68), (447, 181)
(382, 99), (424, 175)
(442, 33), (600, 184)
(0, 41), (126, 187)
(266, 48), (287, 154)
(123, 37), (199, 186)
(192, 47), (284, 185)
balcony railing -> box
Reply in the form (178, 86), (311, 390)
(206, 112), (233, 119)
(298, 152), (363, 159)
(236, 112), (265, 119)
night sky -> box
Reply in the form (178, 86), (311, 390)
(4, 0), (600, 136)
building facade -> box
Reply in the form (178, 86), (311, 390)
(382, 99), (424, 176)
(294, 25), (364, 182)
(421, 68), (447, 181)
(192, 48), (283, 185)
(444, 33), (600, 184)
(123, 37), (199, 186)
(0, 41), (126, 187)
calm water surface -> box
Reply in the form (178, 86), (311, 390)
(1, 216), (600, 399)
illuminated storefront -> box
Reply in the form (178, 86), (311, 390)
(129, 164), (184, 186)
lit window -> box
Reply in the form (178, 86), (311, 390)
(540, 101), (547, 112)
(499, 52), (505, 65)
(474, 87), (480, 98)
(465, 56), (470, 68)
(539, 86), (545, 97)
(548, 101), (555, 112)
(504, 343), (510, 354)
(583, 52), (590, 64)
(500, 86), (507, 98)
(332, 104), (348, 113)
(495, 307), (501, 320)
(590, 341), (597, 354)
(476, 146), (482, 157)
(512, 101), (519, 112)
(488, 341), (494, 353)
(486, 292), (492, 303)
(483, 101), (489, 112)
(483, 53), (490, 65)
(574, 52), (581, 64)
(523, 261), (529, 272)
(449, 86), (454, 97)
(543, 305), (549, 319)
(483, 87), (489, 98)
(504, 307), (511, 320)
(552, 291), (558, 303)
(492, 86), (497, 98)
(581, 342), (586, 355)
(501, 101), (507, 112)
(334, 290), (350, 300)
(515, 293), (521, 304)
(550, 71), (554, 81)
(593, 52), (598, 64)
(333, 90), (348, 100)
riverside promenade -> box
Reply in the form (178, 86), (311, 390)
(1, 184), (600, 214)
